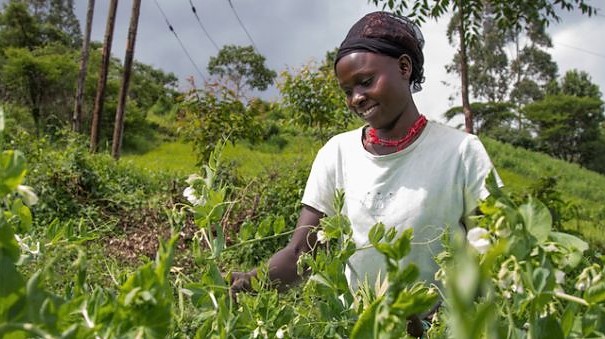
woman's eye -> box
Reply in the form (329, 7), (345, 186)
(361, 78), (373, 87)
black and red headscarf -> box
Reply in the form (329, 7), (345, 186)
(335, 11), (425, 93)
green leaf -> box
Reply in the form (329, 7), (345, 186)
(238, 221), (254, 241)
(350, 297), (381, 339)
(534, 314), (564, 339)
(0, 256), (25, 320)
(532, 268), (550, 293)
(0, 150), (27, 196)
(519, 198), (552, 243)
(560, 303), (578, 337)
(585, 282), (605, 305)
(256, 217), (272, 238)
(272, 216), (285, 235)
(550, 232), (588, 268)
(368, 222), (385, 245)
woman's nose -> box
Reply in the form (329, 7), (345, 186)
(351, 91), (366, 108)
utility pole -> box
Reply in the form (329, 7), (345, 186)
(72, 0), (95, 133)
(90, 0), (118, 153)
(112, 0), (142, 160)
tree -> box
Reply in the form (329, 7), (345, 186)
(112, 0), (141, 160)
(90, 0), (118, 153)
(524, 70), (603, 168)
(524, 95), (603, 165)
(509, 23), (558, 106)
(178, 87), (265, 164)
(445, 11), (509, 103)
(370, 0), (599, 134)
(207, 45), (276, 100)
(72, 0), (94, 133)
(0, 1), (42, 50)
(279, 58), (352, 138)
(0, 46), (77, 134)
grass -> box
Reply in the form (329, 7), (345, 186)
(123, 135), (322, 179)
(122, 141), (198, 176)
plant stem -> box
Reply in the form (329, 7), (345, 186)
(224, 229), (298, 252)
(554, 290), (589, 306)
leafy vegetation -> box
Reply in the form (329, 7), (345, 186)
(1, 1), (604, 337)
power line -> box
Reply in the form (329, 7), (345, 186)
(153, 0), (207, 82)
(553, 40), (605, 59)
(188, 0), (220, 51)
(225, 0), (258, 51)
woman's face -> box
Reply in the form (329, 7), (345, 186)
(335, 52), (412, 130)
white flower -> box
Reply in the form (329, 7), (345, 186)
(317, 230), (327, 244)
(555, 270), (566, 285)
(467, 227), (491, 254)
(252, 327), (260, 338)
(14, 234), (40, 256)
(0, 106), (4, 132)
(543, 243), (558, 252)
(275, 328), (285, 339)
(183, 187), (205, 206)
(575, 281), (587, 291)
(17, 185), (38, 206)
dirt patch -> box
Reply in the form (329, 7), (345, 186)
(104, 206), (197, 266)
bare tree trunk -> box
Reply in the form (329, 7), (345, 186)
(112, 0), (141, 160)
(90, 0), (118, 153)
(72, 0), (95, 133)
(458, 0), (474, 134)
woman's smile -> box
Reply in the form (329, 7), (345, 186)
(357, 104), (379, 120)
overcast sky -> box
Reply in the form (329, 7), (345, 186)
(71, 0), (605, 124)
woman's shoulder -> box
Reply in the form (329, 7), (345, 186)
(425, 121), (480, 144)
(323, 126), (364, 148)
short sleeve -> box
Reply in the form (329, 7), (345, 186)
(461, 135), (502, 214)
(301, 142), (338, 216)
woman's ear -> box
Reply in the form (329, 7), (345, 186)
(398, 54), (412, 79)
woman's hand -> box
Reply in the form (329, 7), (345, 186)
(229, 270), (255, 301)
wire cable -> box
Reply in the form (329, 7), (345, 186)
(553, 40), (605, 59)
(189, 0), (220, 51)
(226, 0), (258, 51)
(153, 0), (207, 82)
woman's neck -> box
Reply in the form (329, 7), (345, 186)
(373, 104), (420, 140)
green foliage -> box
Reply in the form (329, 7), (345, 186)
(523, 94), (603, 165)
(2, 130), (605, 337)
(483, 137), (605, 248)
(0, 46), (77, 134)
(369, 0), (598, 44)
(207, 45), (277, 99)
(279, 61), (355, 138)
(11, 130), (172, 228)
(178, 89), (268, 165)
(438, 173), (605, 338)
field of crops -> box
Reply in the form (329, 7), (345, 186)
(2, 131), (604, 338)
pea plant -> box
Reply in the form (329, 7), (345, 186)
(436, 173), (605, 339)
(1, 131), (603, 338)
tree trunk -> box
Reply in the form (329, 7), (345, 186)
(90, 0), (118, 153)
(112, 0), (141, 160)
(72, 0), (95, 133)
(457, 1), (474, 134)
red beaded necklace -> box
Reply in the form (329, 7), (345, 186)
(364, 115), (427, 151)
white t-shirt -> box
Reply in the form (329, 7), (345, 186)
(302, 121), (499, 290)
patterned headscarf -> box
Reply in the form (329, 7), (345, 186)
(335, 11), (425, 93)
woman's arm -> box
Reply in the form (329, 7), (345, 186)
(230, 205), (323, 293)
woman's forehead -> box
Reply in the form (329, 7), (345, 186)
(335, 52), (397, 82)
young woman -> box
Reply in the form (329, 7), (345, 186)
(231, 11), (500, 336)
